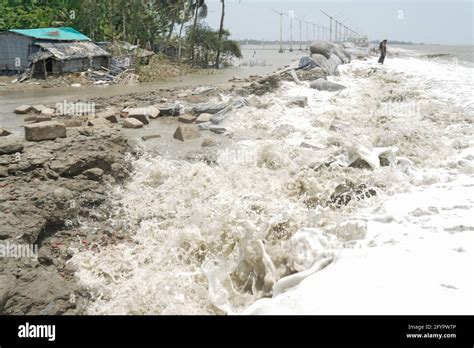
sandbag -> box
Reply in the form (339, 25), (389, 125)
(310, 54), (331, 75)
(327, 53), (343, 76)
(332, 46), (351, 64)
(309, 41), (335, 59)
(298, 56), (318, 70)
(346, 48), (369, 59)
(309, 78), (346, 92)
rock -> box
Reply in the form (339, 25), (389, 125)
(87, 118), (110, 127)
(24, 121), (66, 141)
(31, 105), (47, 113)
(123, 118), (144, 129)
(178, 114), (197, 124)
(330, 183), (377, 207)
(201, 138), (218, 147)
(147, 106), (160, 119)
(173, 125), (201, 141)
(310, 41), (335, 59)
(192, 86), (216, 95)
(126, 108), (150, 125)
(97, 110), (119, 123)
(63, 118), (82, 128)
(177, 93), (188, 99)
(286, 96), (308, 108)
(310, 78), (346, 92)
(71, 83), (82, 88)
(195, 113), (212, 124)
(83, 167), (104, 181)
(0, 142), (23, 155)
(14, 105), (32, 114)
(0, 128), (11, 137)
(41, 108), (56, 117)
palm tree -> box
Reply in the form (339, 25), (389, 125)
(215, 0), (225, 68)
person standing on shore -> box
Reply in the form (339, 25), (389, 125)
(378, 39), (387, 64)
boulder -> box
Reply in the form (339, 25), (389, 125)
(0, 128), (11, 137)
(123, 118), (144, 129)
(173, 125), (201, 141)
(196, 113), (213, 124)
(14, 105), (33, 114)
(24, 121), (67, 141)
(178, 115), (197, 124)
(310, 78), (346, 92)
(310, 41), (335, 59)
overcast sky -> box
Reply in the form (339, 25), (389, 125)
(203, 0), (473, 45)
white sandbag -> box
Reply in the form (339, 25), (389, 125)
(309, 41), (335, 59)
(332, 45), (351, 64)
(309, 78), (346, 92)
(310, 54), (331, 75)
(327, 53), (343, 76)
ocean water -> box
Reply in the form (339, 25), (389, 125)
(70, 49), (473, 315)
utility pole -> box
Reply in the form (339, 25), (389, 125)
(272, 9), (284, 53)
(305, 20), (310, 49)
(311, 22), (316, 43)
(297, 17), (303, 50)
(288, 10), (294, 52)
(321, 10), (334, 42)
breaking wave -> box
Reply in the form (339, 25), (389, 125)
(70, 52), (473, 314)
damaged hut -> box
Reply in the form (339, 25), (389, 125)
(0, 27), (111, 77)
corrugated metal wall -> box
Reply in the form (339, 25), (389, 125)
(0, 33), (34, 71)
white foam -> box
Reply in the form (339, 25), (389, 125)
(70, 53), (474, 315)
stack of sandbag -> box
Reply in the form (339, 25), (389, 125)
(309, 41), (352, 76)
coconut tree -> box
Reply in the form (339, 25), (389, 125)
(215, 0), (225, 68)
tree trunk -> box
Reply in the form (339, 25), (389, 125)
(178, 21), (185, 64)
(191, 1), (201, 63)
(215, 0), (225, 68)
